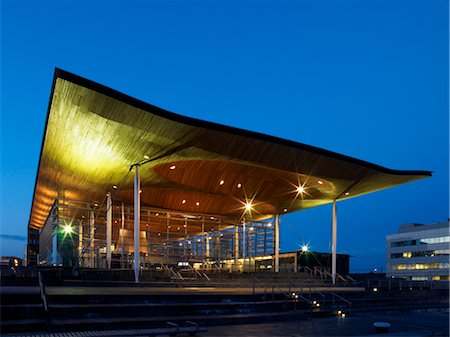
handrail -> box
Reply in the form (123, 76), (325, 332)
(38, 272), (51, 328)
(331, 292), (352, 306)
(330, 291), (352, 314)
(202, 272), (211, 281)
(336, 273), (347, 283)
(346, 275), (356, 282)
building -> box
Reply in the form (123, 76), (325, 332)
(386, 221), (450, 281)
(0, 256), (22, 267)
(27, 69), (430, 283)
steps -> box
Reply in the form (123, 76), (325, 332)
(0, 292), (48, 334)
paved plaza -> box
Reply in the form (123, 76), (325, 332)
(203, 311), (449, 337)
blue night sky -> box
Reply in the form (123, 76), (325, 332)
(1, 0), (448, 272)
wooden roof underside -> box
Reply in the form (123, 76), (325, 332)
(28, 69), (431, 230)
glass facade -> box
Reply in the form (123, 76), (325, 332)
(386, 222), (450, 281)
(391, 236), (450, 247)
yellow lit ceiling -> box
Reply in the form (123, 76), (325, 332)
(28, 69), (431, 230)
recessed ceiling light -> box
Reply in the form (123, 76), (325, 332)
(245, 202), (252, 211)
(139, 189), (142, 193)
(169, 165), (176, 170)
(182, 199), (186, 204)
(345, 191), (350, 196)
(283, 208), (288, 212)
(155, 213), (159, 216)
(219, 180), (225, 185)
(112, 185), (118, 189)
(195, 201), (200, 206)
(144, 155), (150, 160)
(296, 186), (304, 193)
(318, 180), (323, 185)
(237, 183), (242, 188)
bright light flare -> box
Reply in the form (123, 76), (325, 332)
(244, 202), (252, 211)
(301, 244), (309, 252)
(61, 224), (74, 238)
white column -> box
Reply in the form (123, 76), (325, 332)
(202, 220), (205, 267)
(234, 225), (239, 271)
(242, 222), (246, 257)
(331, 200), (337, 285)
(206, 236), (210, 268)
(121, 202), (125, 253)
(134, 165), (141, 283)
(89, 210), (95, 268)
(274, 214), (280, 273)
(78, 220), (83, 265)
(106, 192), (112, 269)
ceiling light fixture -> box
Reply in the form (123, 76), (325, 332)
(195, 201), (200, 206)
(169, 165), (176, 170)
(296, 186), (304, 193)
(182, 199), (186, 204)
(144, 155), (150, 160)
(237, 183), (242, 188)
(318, 180), (323, 185)
(219, 180), (225, 185)
(245, 202), (252, 211)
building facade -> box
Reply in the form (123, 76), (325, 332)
(386, 221), (450, 281)
(27, 69), (431, 282)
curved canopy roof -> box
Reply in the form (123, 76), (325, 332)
(28, 69), (431, 230)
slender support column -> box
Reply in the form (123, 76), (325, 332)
(121, 202), (125, 252)
(52, 224), (58, 265)
(89, 210), (95, 268)
(106, 192), (112, 269)
(218, 220), (221, 265)
(78, 220), (83, 265)
(134, 165), (141, 283)
(242, 221), (247, 272)
(234, 225), (239, 271)
(202, 220), (205, 266)
(184, 216), (188, 261)
(206, 236), (210, 265)
(166, 216), (170, 264)
(274, 214), (280, 273)
(331, 200), (337, 285)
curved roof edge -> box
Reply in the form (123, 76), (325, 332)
(53, 68), (431, 178)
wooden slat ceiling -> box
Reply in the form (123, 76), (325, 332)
(28, 69), (431, 231)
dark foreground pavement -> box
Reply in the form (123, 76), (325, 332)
(202, 311), (449, 337)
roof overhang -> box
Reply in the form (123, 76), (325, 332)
(28, 69), (431, 230)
